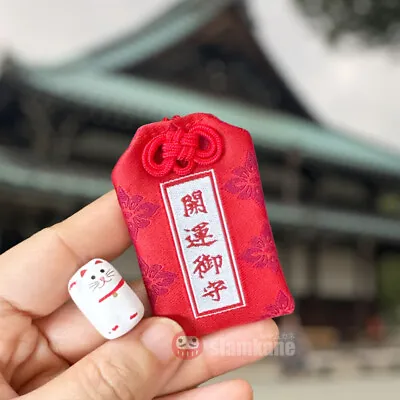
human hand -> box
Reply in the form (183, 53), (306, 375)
(0, 192), (278, 399)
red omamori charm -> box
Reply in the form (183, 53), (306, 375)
(112, 113), (294, 336)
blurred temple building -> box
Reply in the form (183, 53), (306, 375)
(1, 0), (400, 342)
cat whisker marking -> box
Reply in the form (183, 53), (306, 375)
(90, 282), (100, 290)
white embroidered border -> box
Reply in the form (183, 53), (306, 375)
(160, 169), (246, 319)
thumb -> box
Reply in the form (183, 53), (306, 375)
(22, 318), (183, 400)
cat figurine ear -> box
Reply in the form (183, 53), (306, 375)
(68, 259), (144, 339)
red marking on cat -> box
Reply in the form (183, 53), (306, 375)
(80, 269), (87, 277)
(69, 281), (77, 290)
(112, 325), (119, 331)
(98, 278), (125, 303)
(95, 260), (103, 264)
(130, 313), (138, 320)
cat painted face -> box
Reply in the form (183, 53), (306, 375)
(88, 263), (114, 289)
(77, 259), (118, 296)
(68, 259), (144, 339)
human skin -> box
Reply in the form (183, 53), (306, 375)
(0, 191), (278, 400)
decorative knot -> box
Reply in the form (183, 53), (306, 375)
(142, 120), (223, 177)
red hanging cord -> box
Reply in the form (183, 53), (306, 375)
(142, 121), (223, 177)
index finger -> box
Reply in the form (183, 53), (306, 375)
(0, 191), (132, 316)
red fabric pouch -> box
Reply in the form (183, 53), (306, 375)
(112, 113), (294, 337)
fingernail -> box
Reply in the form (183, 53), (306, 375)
(141, 319), (180, 363)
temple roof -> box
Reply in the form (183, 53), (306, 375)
(7, 66), (400, 177)
(1, 0), (400, 230)
(2, 0), (399, 179)
(11, 0), (237, 74)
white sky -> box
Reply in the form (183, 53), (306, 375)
(0, 0), (399, 152)
(0, 0), (180, 64)
(250, 0), (400, 152)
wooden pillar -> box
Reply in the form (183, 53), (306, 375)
(0, 226), (3, 254)
(281, 151), (302, 298)
(307, 236), (320, 299)
(354, 238), (376, 339)
(52, 115), (80, 163)
(374, 247), (382, 312)
(282, 151), (301, 204)
(21, 97), (54, 161)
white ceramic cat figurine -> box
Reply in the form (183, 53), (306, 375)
(68, 259), (144, 339)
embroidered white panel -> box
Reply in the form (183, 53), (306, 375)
(160, 170), (245, 318)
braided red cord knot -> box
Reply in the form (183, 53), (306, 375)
(142, 121), (223, 177)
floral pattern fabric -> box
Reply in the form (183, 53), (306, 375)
(117, 187), (159, 241)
